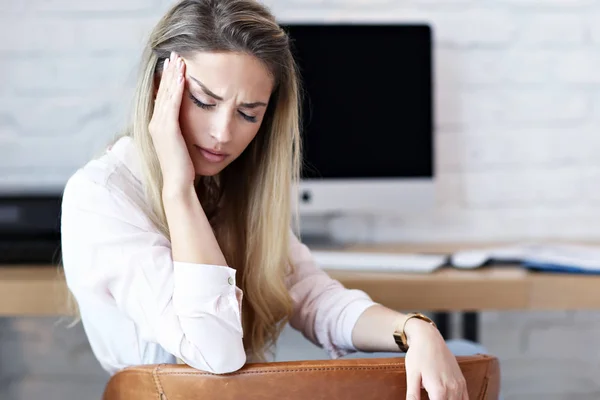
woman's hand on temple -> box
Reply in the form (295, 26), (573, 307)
(149, 52), (195, 197)
(404, 320), (468, 400)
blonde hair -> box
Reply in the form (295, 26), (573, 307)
(125, 0), (301, 361)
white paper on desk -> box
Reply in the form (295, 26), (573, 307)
(452, 243), (600, 271)
(523, 244), (600, 271)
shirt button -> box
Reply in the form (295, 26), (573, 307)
(228, 277), (234, 285)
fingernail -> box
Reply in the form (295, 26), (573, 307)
(178, 58), (183, 70)
(164, 58), (169, 70)
(171, 51), (176, 61)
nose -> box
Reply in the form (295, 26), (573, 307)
(209, 110), (233, 145)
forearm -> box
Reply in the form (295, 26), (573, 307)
(351, 305), (440, 352)
(163, 185), (227, 266)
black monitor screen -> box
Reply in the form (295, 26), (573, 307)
(283, 24), (433, 180)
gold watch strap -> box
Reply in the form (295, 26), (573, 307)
(393, 313), (436, 352)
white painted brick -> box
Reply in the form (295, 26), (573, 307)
(438, 89), (590, 129)
(280, 0), (327, 6)
(438, 48), (600, 87)
(507, 50), (561, 84)
(436, 49), (536, 87)
(326, 0), (393, 6)
(580, 168), (600, 205)
(409, 0), (477, 5)
(1, 56), (138, 94)
(393, 207), (600, 242)
(436, 49), (577, 87)
(24, 0), (155, 12)
(429, 8), (518, 47)
(0, 17), (157, 54)
(432, 172), (466, 209)
(588, 13), (600, 44)
(499, 90), (589, 125)
(591, 91), (600, 122)
(0, 129), (116, 183)
(0, 19), (76, 54)
(554, 50), (600, 84)
(0, 3), (31, 15)
(369, 209), (533, 243)
(435, 90), (498, 129)
(463, 167), (584, 208)
(436, 127), (595, 171)
(0, 95), (123, 141)
(0, 169), (80, 194)
(517, 13), (587, 46)
(500, 0), (596, 7)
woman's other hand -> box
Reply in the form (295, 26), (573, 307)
(404, 320), (468, 400)
(149, 52), (195, 197)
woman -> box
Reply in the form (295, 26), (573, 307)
(61, 0), (479, 398)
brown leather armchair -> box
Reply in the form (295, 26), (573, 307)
(103, 354), (500, 399)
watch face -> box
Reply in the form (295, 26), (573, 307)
(393, 332), (408, 352)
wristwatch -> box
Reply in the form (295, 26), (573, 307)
(393, 312), (436, 352)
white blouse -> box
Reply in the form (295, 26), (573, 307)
(60, 136), (377, 375)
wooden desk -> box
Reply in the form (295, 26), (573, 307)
(2, 262), (600, 317)
(0, 267), (70, 316)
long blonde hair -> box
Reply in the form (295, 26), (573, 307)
(127, 0), (301, 361)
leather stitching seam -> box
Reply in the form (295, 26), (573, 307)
(152, 365), (166, 399)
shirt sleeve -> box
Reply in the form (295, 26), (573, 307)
(60, 170), (245, 374)
(286, 232), (378, 358)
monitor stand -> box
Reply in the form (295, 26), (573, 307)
(299, 231), (348, 249)
(298, 212), (374, 249)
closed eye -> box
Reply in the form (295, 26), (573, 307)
(239, 111), (257, 123)
(189, 93), (215, 110)
(190, 92), (257, 123)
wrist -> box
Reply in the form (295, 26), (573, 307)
(404, 317), (440, 346)
(393, 312), (438, 352)
(162, 183), (196, 203)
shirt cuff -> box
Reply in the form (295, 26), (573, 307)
(173, 262), (239, 317)
(340, 298), (378, 351)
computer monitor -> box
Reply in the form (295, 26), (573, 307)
(283, 23), (434, 216)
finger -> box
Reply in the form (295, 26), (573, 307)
(405, 369), (422, 400)
(163, 56), (170, 74)
(449, 384), (462, 400)
(160, 52), (184, 107)
(155, 52), (176, 106)
(448, 377), (468, 400)
(168, 55), (186, 113)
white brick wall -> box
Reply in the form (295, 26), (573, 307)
(2, 0), (600, 399)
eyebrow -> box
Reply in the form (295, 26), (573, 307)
(188, 75), (268, 109)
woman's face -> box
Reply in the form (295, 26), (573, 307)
(177, 51), (274, 176)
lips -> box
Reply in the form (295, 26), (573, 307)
(194, 145), (228, 163)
